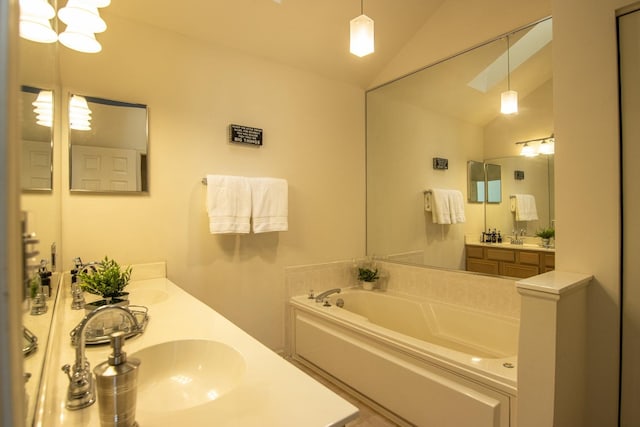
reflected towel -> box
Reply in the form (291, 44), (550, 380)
(205, 175), (251, 234)
(431, 189), (452, 224)
(448, 190), (466, 224)
(514, 194), (539, 221)
(250, 177), (288, 233)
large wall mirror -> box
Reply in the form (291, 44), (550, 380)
(19, 18), (62, 427)
(69, 94), (148, 193)
(366, 17), (553, 271)
(21, 86), (53, 191)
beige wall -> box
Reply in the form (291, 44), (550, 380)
(56, 16), (365, 350)
(552, 0), (629, 425)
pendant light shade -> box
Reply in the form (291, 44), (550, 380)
(500, 35), (518, 115)
(350, 0), (374, 57)
(58, 0), (107, 33)
(350, 14), (374, 57)
(500, 90), (518, 114)
(58, 26), (102, 53)
(33, 90), (54, 127)
(19, 0), (57, 43)
(69, 95), (92, 131)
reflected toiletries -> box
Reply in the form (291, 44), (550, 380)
(94, 331), (140, 427)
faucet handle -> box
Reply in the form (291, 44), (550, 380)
(307, 290), (314, 299)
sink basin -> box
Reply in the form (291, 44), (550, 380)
(131, 340), (246, 412)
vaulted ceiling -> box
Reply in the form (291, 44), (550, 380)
(102, 0), (447, 88)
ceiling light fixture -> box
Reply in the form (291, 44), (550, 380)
(32, 90), (54, 127)
(69, 95), (92, 131)
(19, 0), (57, 43)
(19, 0), (110, 54)
(500, 35), (518, 115)
(515, 134), (555, 156)
(350, 0), (374, 57)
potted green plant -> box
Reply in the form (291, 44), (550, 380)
(357, 266), (380, 290)
(535, 227), (555, 248)
(77, 256), (132, 310)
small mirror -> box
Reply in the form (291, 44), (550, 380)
(467, 160), (486, 203)
(69, 94), (148, 193)
(486, 163), (502, 203)
(21, 86), (53, 191)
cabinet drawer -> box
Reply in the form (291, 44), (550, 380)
(519, 251), (540, 266)
(466, 258), (500, 275)
(466, 246), (485, 259)
(502, 263), (539, 278)
(486, 248), (515, 262)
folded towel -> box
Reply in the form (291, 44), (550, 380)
(250, 177), (288, 233)
(448, 190), (466, 224)
(205, 175), (251, 234)
(431, 189), (452, 224)
(514, 194), (539, 221)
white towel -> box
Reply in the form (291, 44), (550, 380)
(250, 177), (288, 233)
(448, 190), (466, 224)
(205, 175), (251, 234)
(431, 189), (452, 224)
(514, 194), (539, 221)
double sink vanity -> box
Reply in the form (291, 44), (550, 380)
(28, 262), (358, 426)
(465, 238), (555, 278)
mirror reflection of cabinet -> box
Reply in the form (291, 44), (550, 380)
(68, 95), (148, 193)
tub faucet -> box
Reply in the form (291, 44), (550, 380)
(62, 304), (140, 410)
(315, 288), (341, 303)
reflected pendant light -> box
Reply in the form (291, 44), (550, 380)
(538, 136), (555, 155)
(32, 90), (54, 127)
(69, 95), (92, 131)
(520, 143), (537, 157)
(350, 0), (374, 57)
(500, 35), (518, 115)
(57, 0), (106, 53)
(19, 0), (57, 43)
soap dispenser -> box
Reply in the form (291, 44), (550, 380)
(94, 331), (140, 427)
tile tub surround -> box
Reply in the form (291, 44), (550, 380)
(35, 262), (358, 426)
(285, 260), (520, 320)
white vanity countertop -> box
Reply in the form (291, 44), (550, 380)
(35, 267), (358, 426)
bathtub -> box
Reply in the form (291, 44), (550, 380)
(289, 288), (518, 427)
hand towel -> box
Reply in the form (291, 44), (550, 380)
(250, 177), (288, 233)
(448, 190), (466, 224)
(431, 189), (452, 224)
(205, 175), (251, 234)
(514, 194), (539, 221)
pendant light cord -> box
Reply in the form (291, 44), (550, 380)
(361, 0), (364, 15)
(507, 35), (511, 91)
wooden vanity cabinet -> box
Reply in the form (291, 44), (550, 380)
(465, 245), (555, 278)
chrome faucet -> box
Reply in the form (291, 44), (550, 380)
(315, 288), (341, 303)
(62, 304), (140, 410)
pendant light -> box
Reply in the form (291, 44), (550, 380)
(520, 143), (537, 157)
(350, 0), (374, 57)
(19, 0), (57, 43)
(69, 95), (92, 131)
(32, 90), (54, 127)
(501, 35), (518, 115)
(58, 0), (107, 53)
(538, 135), (555, 155)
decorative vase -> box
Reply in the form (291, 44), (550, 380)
(541, 238), (551, 248)
(84, 293), (130, 313)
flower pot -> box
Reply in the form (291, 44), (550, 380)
(360, 280), (375, 291)
(541, 238), (551, 248)
(84, 293), (130, 313)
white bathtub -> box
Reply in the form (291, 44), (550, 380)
(289, 289), (519, 427)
